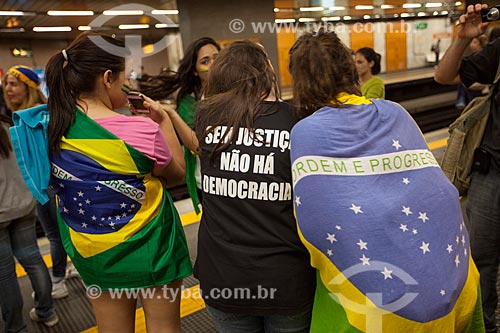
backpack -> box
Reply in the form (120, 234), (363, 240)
(441, 64), (500, 196)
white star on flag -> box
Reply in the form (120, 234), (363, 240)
(91, 216), (97, 221)
(464, 248), (467, 256)
(418, 212), (429, 223)
(446, 244), (453, 254)
(59, 183), (64, 188)
(357, 239), (368, 250)
(109, 221), (115, 227)
(295, 196), (301, 206)
(382, 267), (393, 279)
(131, 204), (136, 209)
(335, 225), (342, 230)
(115, 215), (121, 220)
(327, 249), (333, 256)
(461, 235), (466, 246)
(399, 224), (408, 232)
(440, 290), (446, 296)
(85, 199), (91, 204)
(326, 233), (337, 243)
(456, 236), (460, 244)
(420, 241), (430, 254)
(360, 254), (370, 266)
(402, 206), (412, 216)
(95, 185), (102, 191)
(350, 204), (363, 214)
(120, 202), (127, 208)
(63, 207), (69, 213)
(455, 255), (460, 267)
(392, 139), (402, 150)
(402, 178), (410, 185)
(81, 222), (87, 228)
(77, 191), (84, 197)
(412, 229), (418, 234)
(78, 208), (85, 215)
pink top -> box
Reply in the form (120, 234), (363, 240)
(95, 115), (171, 171)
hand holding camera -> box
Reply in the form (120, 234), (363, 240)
(481, 6), (500, 22)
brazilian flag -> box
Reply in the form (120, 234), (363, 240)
(50, 109), (192, 289)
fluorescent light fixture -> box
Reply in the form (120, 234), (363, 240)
(151, 10), (178, 15)
(0, 27), (25, 32)
(418, 12), (427, 16)
(355, 5), (374, 10)
(403, 3), (422, 8)
(343, 15), (352, 20)
(299, 17), (316, 22)
(155, 23), (179, 28)
(300, 6), (324, 11)
(401, 13), (411, 17)
(363, 15), (371, 19)
(455, 1), (462, 6)
(33, 26), (72, 32)
(118, 24), (149, 29)
(375, 14), (381, 18)
(433, 11), (439, 15)
(425, 3), (442, 8)
(393, 13), (400, 17)
(440, 10), (448, 15)
(78, 26), (91, 31)
(329, 6), (346, 10)
(381, 5), (395, 9)
(47, 10), (94, 16)
(274, 8), (279, 12)
(275, 18), (296, 23)
(321, 16), (341, 21)
(0, 11), (25, 16)
(103, 10), (144, 15)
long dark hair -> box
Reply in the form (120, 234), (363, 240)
(0, 114), (13, 158)
(46, 31), (127, 151)
(356, 47), (381, 75)
(289, 30), (360, 118)
(194, 40), (279, 163)
(139, 37), (220, 104)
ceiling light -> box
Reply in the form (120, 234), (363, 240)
(299, 18), (316, 22)
(300, 7), (324, 12)
(363, 15), (371, 19)
(418, 12), (427, 16)
(155, 23), (179, 28)
(275, 18), (295, 23)
(343, 15), (352, 20)
(433, 11), (439, 15)
(118, 24), (149, 29)
(0, 27), (25, 32)
(329, 6), (346, 11)
(47, 10), (94, 16)
(78, 26), (91, 31)
(103, 10), (144, 16)
(440, 10), (448, 15)
(381, 5), (395, 9)
(151, 10), (178, 15)
(321, 16), (341, 21)
(425, 3), (442, 8)
(455, 2), (462, 6)
(355, 5), (374, 10)
(33, 26), (72, 32)
(274, 8), (279, 12)
(403, 3), (422, 8)
(0, 11), (25, 16)
(401, 13), (411, 17)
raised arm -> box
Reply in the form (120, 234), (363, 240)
(163, 106), (199, 153)
(434, 3), (489, 85)
(142, 95), (186, 186)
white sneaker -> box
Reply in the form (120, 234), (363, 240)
(29, 308), (59, 327)
(65, 263), (81, 279)
(51, 279), (68, 299)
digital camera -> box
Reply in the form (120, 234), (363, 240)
(481, 6), (500, 22)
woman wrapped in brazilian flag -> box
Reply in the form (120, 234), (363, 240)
(10, 32), (192, 332)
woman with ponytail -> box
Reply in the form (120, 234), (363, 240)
(140, 37), (220, 214)
(288, 31), (484, 332)
(10, 31), (192, 332)
(355, 47), (385, 99)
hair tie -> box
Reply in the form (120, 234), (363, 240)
(62, 49), (68, 69)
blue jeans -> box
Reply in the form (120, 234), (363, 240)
(36, 189), (67, 279)
(466, 166), (500, 331)
(206, 305), (312, 333)
(0, 207), (54, 333)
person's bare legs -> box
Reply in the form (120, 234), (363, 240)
(89, 291), (137, 333)
(141, 280), (183, 333)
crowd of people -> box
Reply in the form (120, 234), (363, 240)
(2, 3), (500, 333)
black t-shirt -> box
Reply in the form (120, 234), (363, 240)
(460, 38), (500, 169)
(194, 101), (316, 315)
